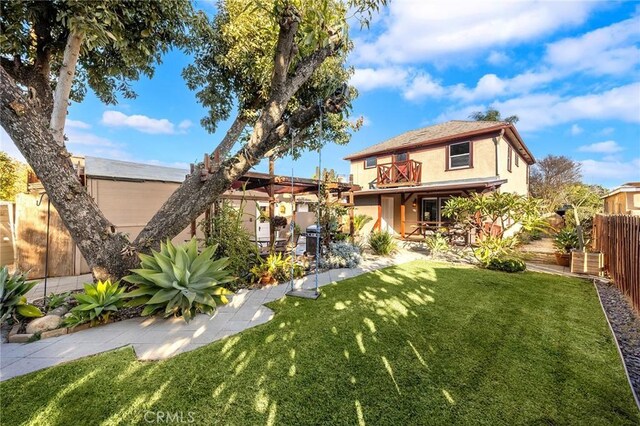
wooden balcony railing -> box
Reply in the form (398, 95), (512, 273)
(376, 159), (422, 188)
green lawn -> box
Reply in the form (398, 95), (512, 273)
(2, 261), (638, 425)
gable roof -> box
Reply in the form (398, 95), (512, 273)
(344, 120), (535, 164)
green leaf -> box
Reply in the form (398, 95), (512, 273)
(16, 304), (43, 318)
(147, 289), (180, 305)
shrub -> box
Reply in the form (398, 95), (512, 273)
(487, 256), (526, 272)
(70, 280), (126, 325)
(61, 311), (89, 329)
(0, 266), (42, 324)
(124, 238), (234, 322)
(473, 236), (519, 266)
(553, 228), (580, 254)
(250, 253), (304, 285)
(425, 233), (449, 254)
(45, 291), (71, 312)
(270, 215), (288, 229)
(369, 231), (397, 256)
(320, 242), (362, 269)
(353, 214), (373, 235)
(201, 200), (259, 286)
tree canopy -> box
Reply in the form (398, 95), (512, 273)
(530, 154), (582, 210)
(469, 108), (519, 124)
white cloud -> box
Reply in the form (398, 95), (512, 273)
(545, 16), (640, 76)
(101, 111), (189, 134)
(580, 157), (640, 183)
(600, 127), (615, 136)
(492, 82), (640, 131)
(178, 120), (193, 131)
(570, 124), (583, 135)
(403, 73), (446, 100)
(450, 70), (557, 102)
(578, 140), (624, 153)
(66, 119), (91, 129)
(487, 51), (509, 66)
(351, 67), (409, 91)
(354, 0), (596, 65)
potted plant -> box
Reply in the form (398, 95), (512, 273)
(553, 228), (579, 267)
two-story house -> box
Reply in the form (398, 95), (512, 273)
(345, 120), (535, 238)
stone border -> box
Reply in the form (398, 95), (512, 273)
(7, 320), (107, 343)
(593, 278), (640, 411)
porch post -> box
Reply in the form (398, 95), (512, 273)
(349, 191), (355, 242)
(400, 193), (406, 239)
(269, 157), (275, 250)
(376, 194), (382, 231)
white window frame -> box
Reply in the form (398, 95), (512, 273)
(448, 141), (471, 169)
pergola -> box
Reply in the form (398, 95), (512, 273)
(192, 156), (360, 249)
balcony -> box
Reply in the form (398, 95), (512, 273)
(376, 159), (422, 188)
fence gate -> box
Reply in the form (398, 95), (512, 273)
(15, 193), (75, 279)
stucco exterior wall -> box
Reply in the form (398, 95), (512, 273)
(349, 134), (530, 196)
(353, 194), (379, 236)
(496, 136), (529, 195)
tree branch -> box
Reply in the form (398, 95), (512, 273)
(50, 31), (84, 146)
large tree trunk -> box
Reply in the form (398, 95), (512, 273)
(0, 67), (130, 281)
(50, 31), (84, 145)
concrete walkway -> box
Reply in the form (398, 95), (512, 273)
(1, 250), (427, 381)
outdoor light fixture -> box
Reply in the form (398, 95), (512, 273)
(412, 199), (417, 209)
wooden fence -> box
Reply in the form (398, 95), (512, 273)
(593, 214), (640, 313)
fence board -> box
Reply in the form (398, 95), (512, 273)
(593, 214), (640, 313)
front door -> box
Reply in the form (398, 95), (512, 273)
(381, 196), (395, 234)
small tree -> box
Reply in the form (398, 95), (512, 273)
(442, 192), (545, 265)
(0, 152), (28, 201)
(529, 155), (582, 211)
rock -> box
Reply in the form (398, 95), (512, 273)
(26, 315), (62, 334)
(49, 306), (69, 316)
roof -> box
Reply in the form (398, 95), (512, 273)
(602, 182), (640, 199)
(84, 156), (188, 183)
(232, 171), (359, 195)
(344, 120), (535, 164)
(353, 176), (507, 196)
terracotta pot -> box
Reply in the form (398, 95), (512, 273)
(260, 274), (273, 285)
(554, 252), (571, 267)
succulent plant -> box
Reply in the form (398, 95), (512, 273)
(71, 280), (126, 325)
(0, 266), (42, 324)
(124, 238), (234, 322)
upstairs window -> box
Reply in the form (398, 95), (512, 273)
(393, 152), (408, 162)
(507, 146), (513, 172)
(515, 153), (520, 167)
(448, 141), (471, 169)
(364, 156), (377, 169)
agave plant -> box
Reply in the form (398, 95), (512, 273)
(71, 280), (126, 325)
(124, 238), (234, 322)
(0, 266), (43, 324)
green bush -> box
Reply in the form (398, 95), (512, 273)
(70, 280), (126, 325)
(250, 253), (304, 285)
(201, 200), (259, 286)
(124, 238), (234, 322)
(553, 228), (580, 254)
(45, 291), (71, 312)
(0, 266), (42, 324)
(425, 233), (449, 254)
(369, 231), (397, 256)
(473, 236), (519, 266)
(487, 257), (527, 273)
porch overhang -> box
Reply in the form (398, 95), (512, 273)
(353, 177), (507, 196)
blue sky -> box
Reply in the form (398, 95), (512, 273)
(1, 0), (639, 188)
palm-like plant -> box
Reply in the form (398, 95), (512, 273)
(353, 214), (373, 235)
(124, 238), (234, 322)
(71, 280), (125, 325)
(0, 266), (42, 324)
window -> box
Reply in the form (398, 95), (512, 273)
(515, 152), (520, 167)
(507, 146), (513, 172)
(393, 152), (408, 162)
(364, 157), (377, 169)
(448, 141), (471, 169)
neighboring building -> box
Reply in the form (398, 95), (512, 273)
(345, 120), (535, 238)
(602, 182), (640, 215)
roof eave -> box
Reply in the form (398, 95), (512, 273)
(343, 124), (508, 161)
